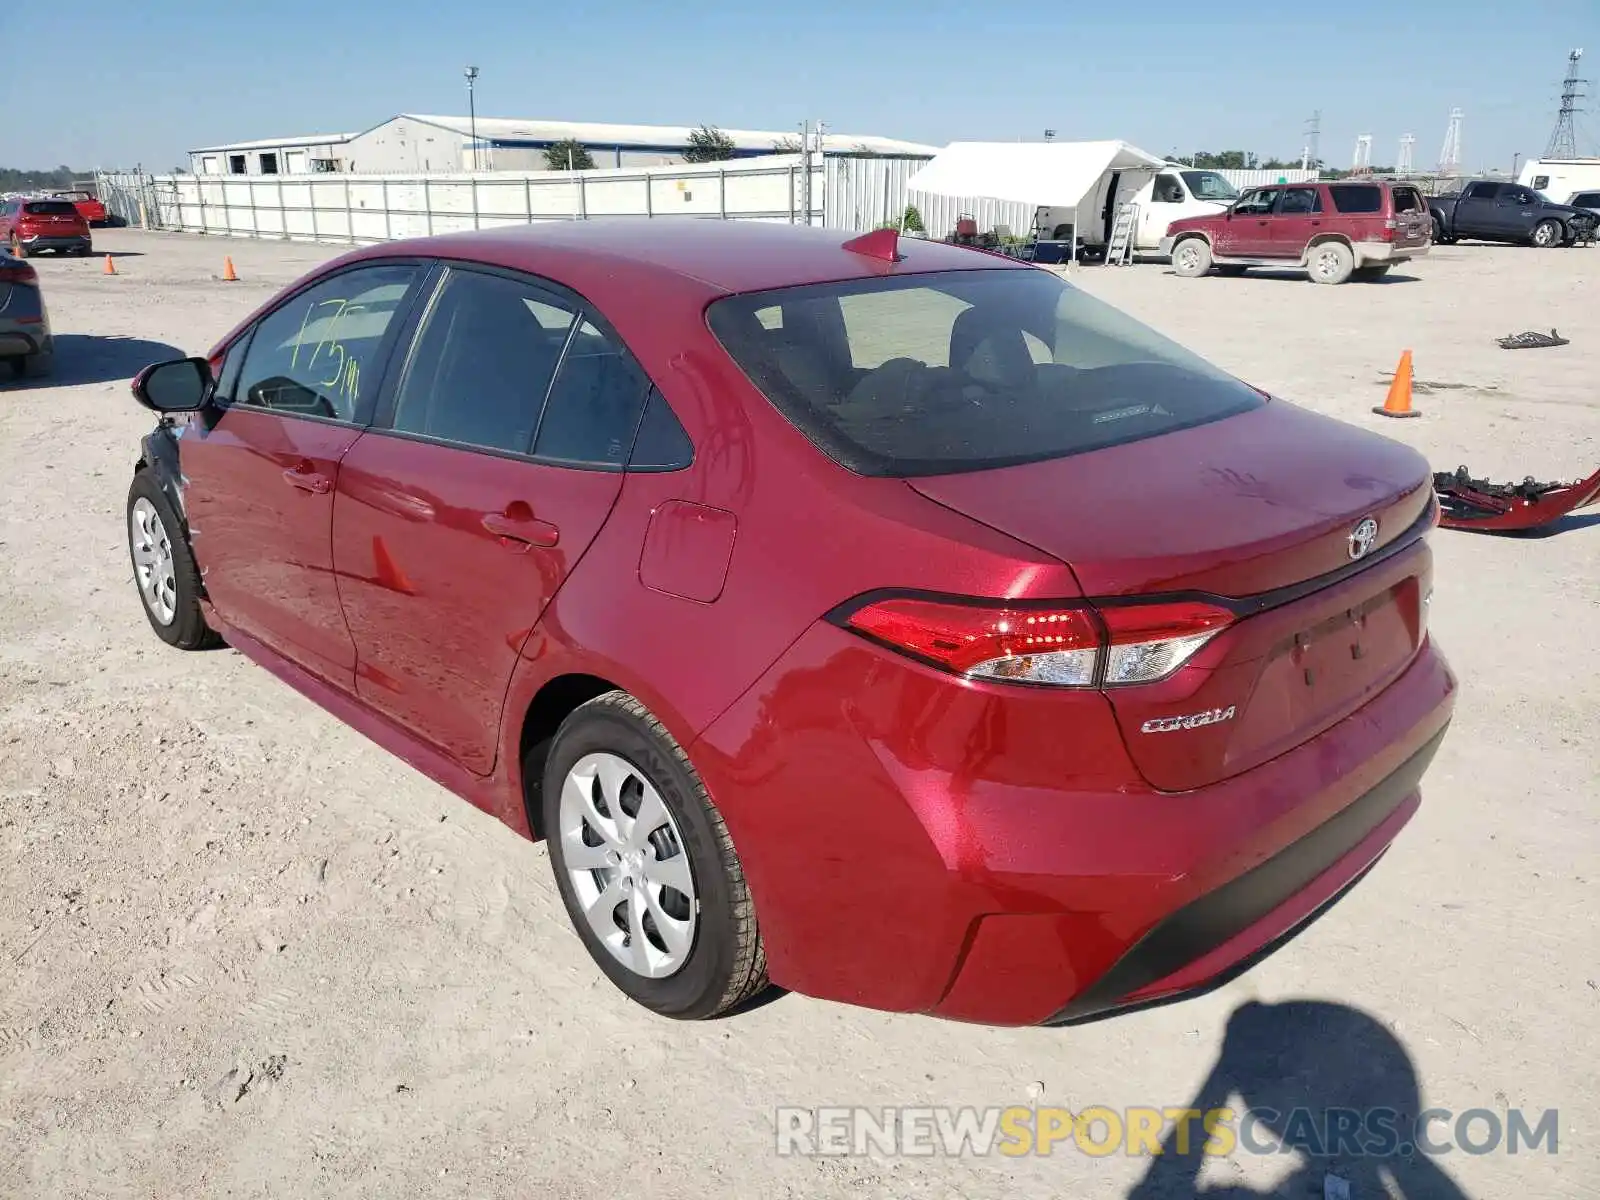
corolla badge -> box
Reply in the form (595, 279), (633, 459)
(1141, 706), (1236, 734)
(1348, 517), (1379, 561)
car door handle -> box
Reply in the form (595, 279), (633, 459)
(282, 464), (333, 494)
(482, 508), (560, 549)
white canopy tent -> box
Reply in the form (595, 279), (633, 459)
(905, 140), (1166, 263)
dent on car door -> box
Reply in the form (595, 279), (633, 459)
(177, 262), (425, 686)
(331, 265), (651, 774)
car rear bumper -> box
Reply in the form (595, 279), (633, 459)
(19, 235), (91, 252)
(694, 625), (1456, 1025)
(1355, 241), (1427, 264)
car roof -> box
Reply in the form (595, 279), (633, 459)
(341, 220), (1029, 299)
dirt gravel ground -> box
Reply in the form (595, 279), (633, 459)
(1, 230), (1595, 1199)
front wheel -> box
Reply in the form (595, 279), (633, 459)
(543, 691), (769, 1020)
(1308, 241), (1355, 284)
(1171, 237), (1212, 278)
(127, 470), (222, 649)
(1531, 219), (1563, 248)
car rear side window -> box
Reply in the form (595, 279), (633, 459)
(23, 201), (78, 216)
(233, 264), (420, 424)
(391, 268), (575, 456)
(628, 390), (694, 471)
(531, 319), (650, 467)
(1327, 185), (1383, 214)
(707, 269), (1264, 478)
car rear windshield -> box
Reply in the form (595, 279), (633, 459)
(706, 269), (1265, 477)
(1327, 185), (1385, 214)
(23, 201), (79, 216)
(1391, 185), (1424, 212)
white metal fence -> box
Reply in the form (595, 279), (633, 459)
(95, 159), (1325, 247)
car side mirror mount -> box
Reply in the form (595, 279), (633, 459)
(132, 357), (213, 414)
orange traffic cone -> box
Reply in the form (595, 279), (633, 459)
(221, 256), (238, 282)
(103, 254), (116, 275)
(1373, 350), (1420, 418)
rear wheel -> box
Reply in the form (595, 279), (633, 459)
(1171, 237), (1212, 278)
(127, 470), (221, 649)
(542, 691), (768, 1020)
(1308, 241), (1354, 284)
(13, 349), (52, 379)
(1531, 219), (1563, 248)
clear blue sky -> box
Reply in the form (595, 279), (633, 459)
(5, 0), (1593, 172)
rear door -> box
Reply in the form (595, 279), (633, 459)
(331, 264), (650, 773)
(1267, 185), (1321, 257)
(179, 261), (425, 687)
(1454, 182), (1501, 235)
(1387, 184), (1432, 248)
(1495, 185), (1544, 238)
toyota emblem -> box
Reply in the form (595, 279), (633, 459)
(1348, 517), (1379, 560)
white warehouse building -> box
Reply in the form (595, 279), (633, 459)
(191, 115), (939, 176)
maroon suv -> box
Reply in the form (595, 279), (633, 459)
(1162, 181), (1431, 284)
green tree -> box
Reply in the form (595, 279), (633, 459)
(545, 140), (595, 171)
(684, 125), (737, 163)
(771, 135), (803, 154)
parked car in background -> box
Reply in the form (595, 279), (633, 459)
(52, 190), (108, 226)
(1428, 181), (1596, 247)
(121, 222), (1455, 1027)
(0, 251), (53, 378)
(1565, 190), (1600, 221)
(1161, 180), (1431, 283)
(0, 197), (93, 257)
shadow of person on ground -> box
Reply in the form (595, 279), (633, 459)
(1127, 999), (1473, 1199)
(2, 335), (184, 391)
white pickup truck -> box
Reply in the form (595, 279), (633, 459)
(1034, 165), (1243, 258)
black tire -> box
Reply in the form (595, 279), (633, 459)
(1351, 264), (1392, 281)
(542, 691), (768, 1020)
(126, 469), (222, 650)
(1171, 236), (1212, 277)
(14, 349), (53, 379)
(1531, 219), (1563, 248)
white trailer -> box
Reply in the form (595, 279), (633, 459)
(1518, 158), (1600, 205)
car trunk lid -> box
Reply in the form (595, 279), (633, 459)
(908, 400), (1436, 790)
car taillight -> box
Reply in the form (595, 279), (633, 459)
(837, 596), (1232, 687)
(0, 261), (37, 284)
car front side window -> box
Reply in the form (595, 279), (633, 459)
(232, 264), (421, 424)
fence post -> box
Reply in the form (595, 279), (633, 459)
(578, 173), (587, 219)
(424, 179), (433, 236)
(382, 179), (393, 241)
(643, 175), (652, 218)
(276, 177), (287, 239)
(344, 176), (354, 244)
(719, 169), (726, 219)
(471, 177), (480, 231)
(524, 175), (533, 225)
(788, 165), (796, 223)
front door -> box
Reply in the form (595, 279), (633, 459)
(179, 261), (424, 687)
(331, 265), (651, 773)
(1215, 188), (1277, 256)
(1268, 185), (1322, 257)
(1494, 185), (1542, 238)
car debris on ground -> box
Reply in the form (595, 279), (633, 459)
(1433, 463), (1600, 532)
(1496, 329), (1569, 349)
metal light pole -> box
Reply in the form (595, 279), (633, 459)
(464, 66), (480, 171)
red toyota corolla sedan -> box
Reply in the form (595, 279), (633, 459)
(125, 221), (1455, 1026)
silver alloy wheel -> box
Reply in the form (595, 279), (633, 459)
(1312, 247), (1341, 280)
(558, 752), (698, 979)
(1533, 221), (1560, 247)
(1175, 243), (1202, 272)
(130, 497), (178, 626)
